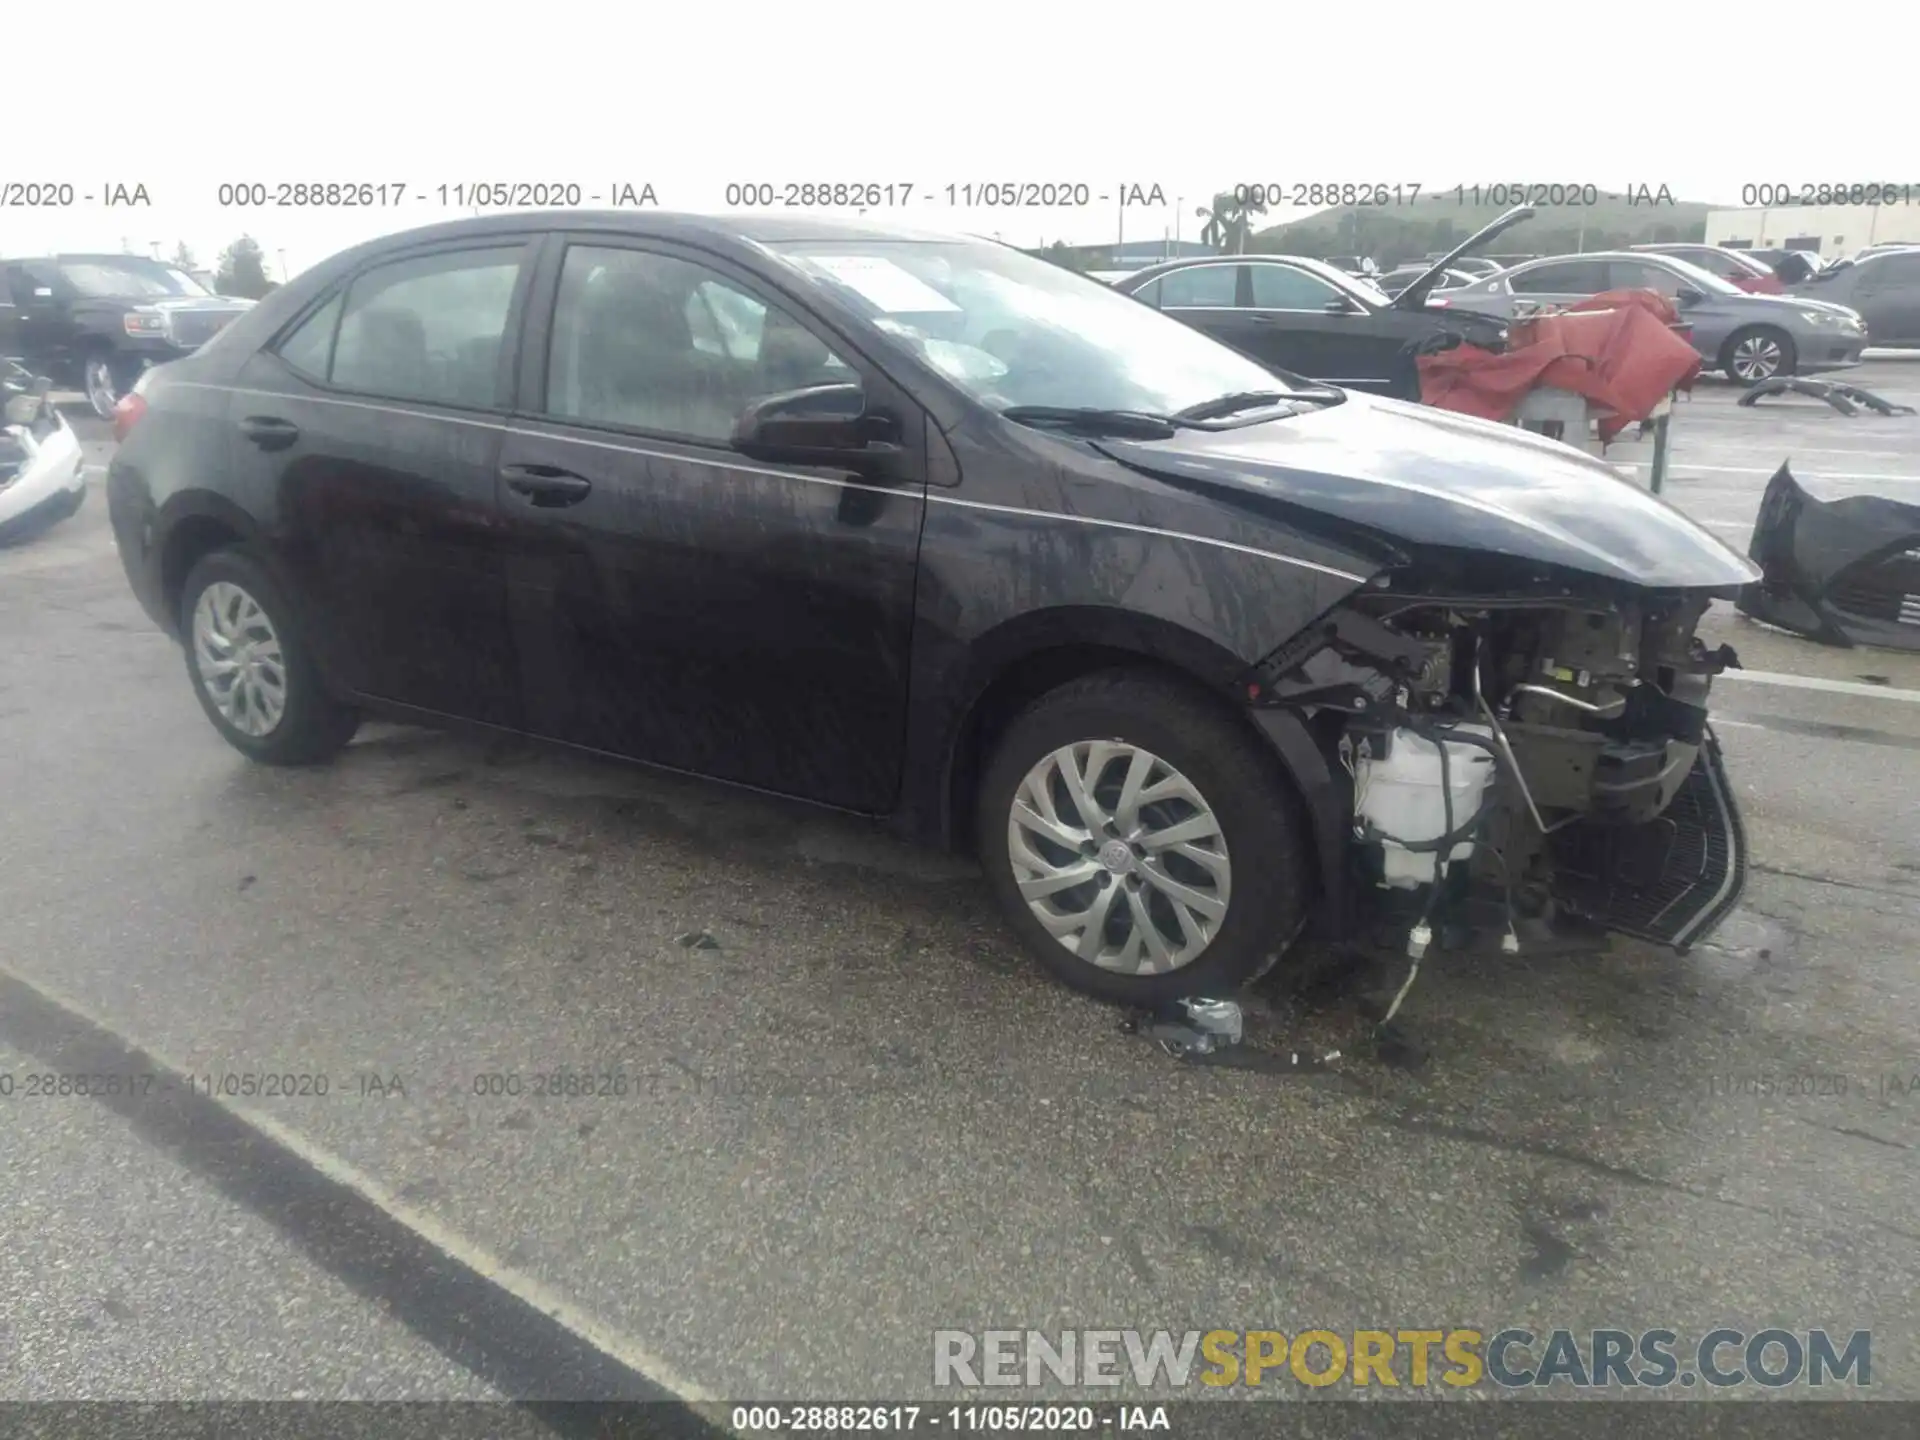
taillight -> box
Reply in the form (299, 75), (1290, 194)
(112, 392), (147, 444)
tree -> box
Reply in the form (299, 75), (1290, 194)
(171, 243), (198, 271)
(1194, 190), (1269, 255)
(215, 236), (273, 299)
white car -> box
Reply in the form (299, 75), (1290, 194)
(0, 367), (87, 543)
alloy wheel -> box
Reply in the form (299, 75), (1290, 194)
(84, 357), (120, 419)
(192, 581), (288, 737)
(1731, 334), (1784, 383)
(1006, 740), (1232, 974)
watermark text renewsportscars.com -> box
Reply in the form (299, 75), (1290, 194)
(933, 1328), (1871, 1391)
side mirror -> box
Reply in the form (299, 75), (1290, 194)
(1322, 298), (1353, 314)
(1675, 286), (1704, 306)
(730, 383), (900, 468)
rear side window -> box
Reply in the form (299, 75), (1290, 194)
(1508, 261), (1609, 295)
(314, 247), (523, 408)
(1159, 265), (1239, 308)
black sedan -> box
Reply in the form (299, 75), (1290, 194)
(1112, 206), (1534, 396)
(106, 210), (1755, 1004)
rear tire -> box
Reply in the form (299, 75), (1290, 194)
(1722, 326), (1795, 384)
(976, 669), (1311, 1006)
(83, 351), (135, 421)
(178, 548), (359, 765)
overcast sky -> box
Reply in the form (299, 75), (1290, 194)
(7, 0), (1913, 277)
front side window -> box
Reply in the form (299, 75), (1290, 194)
(1248, 264), (1346, 310)
(326, 247), (523, 408)
(545, 246), (852, 442)
(276, 294), (344, 379)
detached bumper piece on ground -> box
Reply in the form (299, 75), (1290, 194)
(1739, 464), (1920, 651)
(1735, 377), (1917, 417)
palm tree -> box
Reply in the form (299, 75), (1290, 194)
(1194, 190), (1269, 254)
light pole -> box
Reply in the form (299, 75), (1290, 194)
(1174, 196), (1183, 252)
(278, 249), (290, 282)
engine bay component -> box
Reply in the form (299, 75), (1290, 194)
(1243, 585), (1747, 955)
(1738, 464), (1920, 651)
(1352, 725), (1498, 890)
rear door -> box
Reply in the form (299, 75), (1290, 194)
(1504, 258), (1612, 312)
(1133, 262), (1251, 357)
(495, 235), (929, 813)
(224, 237), (536, 724)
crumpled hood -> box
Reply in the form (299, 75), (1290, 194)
(1094, 391), (1761, 590)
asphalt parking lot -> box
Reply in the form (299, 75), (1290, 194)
(2, 361), (1918, 1409)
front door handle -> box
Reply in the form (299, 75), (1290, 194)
(237, 415), (300, 450)
(501, 462), (593, 507)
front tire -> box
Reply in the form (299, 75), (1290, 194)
(1722, 326), (1796, 384)
(976, 669), (1311, 1006)
(179, 548), (358, 765)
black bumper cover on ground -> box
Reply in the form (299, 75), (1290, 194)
(1737, 463), (1920, 651)
(1547, 729), (1747, 952)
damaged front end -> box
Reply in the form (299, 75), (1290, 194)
(1244, 576), (1749, 955)
(1737, 464), (1920, 651)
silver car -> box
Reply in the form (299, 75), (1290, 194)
(1441, 250), (1868, 382)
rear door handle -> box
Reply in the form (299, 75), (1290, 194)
(501, 462), (593, 507)
(237, 415), (300, 450)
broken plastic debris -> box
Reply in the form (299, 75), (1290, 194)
(1120, 997), (1248, 1058)
(676, 930), (721, 950)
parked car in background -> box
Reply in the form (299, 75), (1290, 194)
(1791, 246), (1920, 347)
(1325, 256), (1379, 278)
(1439, 256), (1506, 280)
(1443, 251), (1868, 382)
(0, 255), (255, 419)
(1115, 206), (1533, 395)
(1631, 243), (1783, 294)
(1375, 265), (1477, 298)
(103, 210), (1755, 1001)
(1735, 248), (1823, 285)
(0, 359), (86, 544)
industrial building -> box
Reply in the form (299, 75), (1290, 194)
(1703, 203), (1920, 259)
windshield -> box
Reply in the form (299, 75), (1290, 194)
(766, 239), (1304, 413)
(1655, 255), (1744, 297)
(56, 259), (212, 299)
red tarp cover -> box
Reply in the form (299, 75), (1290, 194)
(1417, 289), (1702, 443)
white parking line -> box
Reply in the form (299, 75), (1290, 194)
(0, 963), (716, 1404)
(1620, 464), (1920, 483)
(1720, 670), (1920, 703)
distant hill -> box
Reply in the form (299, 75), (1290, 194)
(1249, 189), (1713, 266)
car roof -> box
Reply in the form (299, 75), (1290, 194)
(313, 209), (979, 251)
(1120, 251), (1356, 285)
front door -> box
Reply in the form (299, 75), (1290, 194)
(1245, 262), (1403, 391)
(223, 238), (536, 724)
(1852, 253), (1920, 346)
(497, 237), (928, 813)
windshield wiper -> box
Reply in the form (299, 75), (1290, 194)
(999, 405), (1181, 439)
(1173, 387), (1342, 421)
